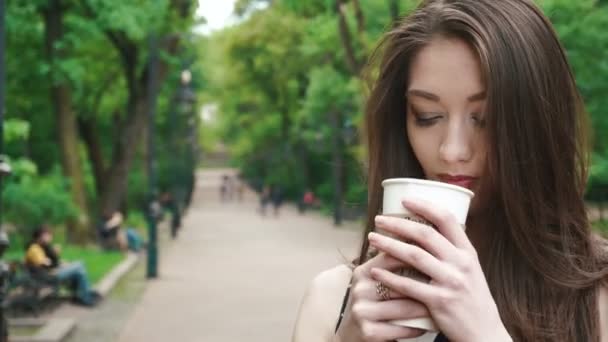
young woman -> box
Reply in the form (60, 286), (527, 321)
(292, 0), (608, 341)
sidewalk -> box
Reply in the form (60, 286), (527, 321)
(116, 168), (362, 341)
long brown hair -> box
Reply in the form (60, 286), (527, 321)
(360, 0), (608, 340)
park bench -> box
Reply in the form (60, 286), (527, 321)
(2, 261), (62, 316)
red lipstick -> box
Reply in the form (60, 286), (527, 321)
(437, 174), (478, 189)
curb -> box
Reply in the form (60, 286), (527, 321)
(93, 252), (140, 297)
(9, 318), (75, 342)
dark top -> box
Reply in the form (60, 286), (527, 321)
(98, 220), (119, 239)
(40, 243), (59, 268)
(335, 277), (448, 342)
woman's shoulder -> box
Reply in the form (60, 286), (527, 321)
(310, 264), (353, 294)
(596, 233), (608, 341)
(600, 283), (608, 342)
(292, 264), (353, 342)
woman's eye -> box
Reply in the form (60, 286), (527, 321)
(471, 113), (486, 127)
(412, 110), (442, 127)
(415, 117), (438, 127)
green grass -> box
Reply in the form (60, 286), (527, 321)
(4, 245), (124, 285)
(59, 246), (124, 284)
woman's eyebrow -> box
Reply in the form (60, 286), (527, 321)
(407, 89), (486, 102)
(407, 89), (440, 101)
(468, 91), (486, 102)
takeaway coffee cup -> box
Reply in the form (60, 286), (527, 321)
(380, 178), (474, 332)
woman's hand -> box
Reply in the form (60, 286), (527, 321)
(369, 198), (512, 342)
(336, 252), (431, 342)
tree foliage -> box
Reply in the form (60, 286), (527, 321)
(5, 0), (200, 243)
(200, 0), (608, 214)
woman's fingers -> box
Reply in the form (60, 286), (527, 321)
(345, 250), (435, 341)
(350, 321), (426, 342)
(368, 232), (449, 283)
(352, 297), (430, 322)
(401, 199), (474, 252)
(374, 215), (455, 260)
(356, 251), (405, 278)
(350, 277), (405, 302)
(370, 267), (437, 305)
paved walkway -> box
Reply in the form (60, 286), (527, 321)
(116, 169), (361, 342)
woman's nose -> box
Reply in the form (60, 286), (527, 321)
(439, 121), (473, 163)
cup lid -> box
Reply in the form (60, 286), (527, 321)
(381, 178), (474, 197)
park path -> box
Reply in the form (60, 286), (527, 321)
(115, 168), (361, 341)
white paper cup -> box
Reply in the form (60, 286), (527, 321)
(380, 178), (474, 332)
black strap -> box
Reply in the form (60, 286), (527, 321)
(334, 278), (353, 333)
(434, 333), (448, 342)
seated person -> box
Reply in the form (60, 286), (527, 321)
(99, 211), (143, 252)
(25, 226), (100, 307)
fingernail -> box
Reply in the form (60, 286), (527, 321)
(368, 232), (380, 243)
(370, 267), (385, 277)
(375, 215), (386, 224)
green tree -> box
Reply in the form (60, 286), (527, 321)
(6, 0), (200, 243)
(39, 0), (91, 242)
(201, 0), (608, 223)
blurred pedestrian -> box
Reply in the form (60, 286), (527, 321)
(160, 191), (181, 238)
(236, 175), (245, 202)
(220, 174), (229, 202)
(299, 189), (316, 214)
(271, 184), (284, 217)
(98, 211), (143, 252)
(259, 184), (271, 216)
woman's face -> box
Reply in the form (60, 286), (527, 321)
(406, 36), (488, 203)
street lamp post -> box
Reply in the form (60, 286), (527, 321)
(177, 70), (196, 207)
(331, 112), (357, 227)
(0, 1), (9, 340)
(145, 33), (160, 279)
(0, 160), (10, 342)
(331, 111), (343, 226)
(0, 0), (4, 223)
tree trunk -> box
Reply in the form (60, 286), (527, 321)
(97, 35), (177, 217)
(352, 0), (365, 33)
(77, 70), (117, 198)
(389, 0), (400, 23)
(335, 0), (360, 75)
(42, 0), (90, 243)
(78, 117), (106, 197)
(140, 116), (150, 187)
(98, 96), (148, 216)
(331, 111), (344, 226)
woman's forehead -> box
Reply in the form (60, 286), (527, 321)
(407, 36), (484, 99)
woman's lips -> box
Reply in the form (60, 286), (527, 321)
(437, 175), (478, 189)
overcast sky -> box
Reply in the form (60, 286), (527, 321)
(194, 0), (238, 35)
